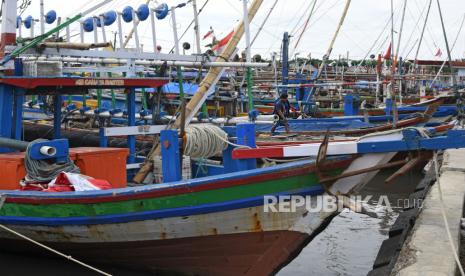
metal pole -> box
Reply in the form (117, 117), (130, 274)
(436, 0), (462, 121)
(18, 22), (22, 38)
(100, 15), (107, 43)
(243, 0), (254, 112)
(171, 6), (185, 115)
(0, 137), (29, 151)
(117, 13), (124, 50)
(80, 22), (84, 43)
(30, 19), (34, 38)
(413, 0), (433, 68)
(92, 17), (98, 44)
(395, 0), (407, 105)
(40, 0), (45, 35)
(66, 18), (71, 42)
(282, 32), (289, 95)
(150, 9), (158, 52)
(390, 0), (398, 127)
(192, 0), (202, 54)
(171, 8), (180, 55)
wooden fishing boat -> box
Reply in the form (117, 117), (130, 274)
(1, 122), (463, 275)
(0, 156), (354, 276)
(257, 98), (442, 136)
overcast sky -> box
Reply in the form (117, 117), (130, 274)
(16, 0), (465, 60)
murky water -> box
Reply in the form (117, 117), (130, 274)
(278, 169), (422, 276)
(0, 169), (422, 276)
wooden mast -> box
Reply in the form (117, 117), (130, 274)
(134, 0), (265, 183)
(315, 0), (352, 80)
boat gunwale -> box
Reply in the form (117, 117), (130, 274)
(1, 156), (353, 205)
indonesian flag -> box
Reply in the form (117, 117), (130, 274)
(212, 30), (234, 51)
(383, 43), (392, 60)
(434, 48), (442, 57)
(203, 27), (214, 40)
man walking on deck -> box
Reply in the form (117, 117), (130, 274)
(271, 93), (290, 133)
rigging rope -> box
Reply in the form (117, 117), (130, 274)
(429, 14), (465, 89)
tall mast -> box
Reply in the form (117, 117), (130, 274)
(395, 0), (407, 105)
(390, 0), (398, 127)
(243, 0), (254, 112)
(413, 0), (433, 69)
(192, 0), (202, 54)
(315, 0), (352, 80)
(436, 0), (463, 122)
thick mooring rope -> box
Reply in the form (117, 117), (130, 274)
(184, 124), (248, 158)
(24, 140), (80, 183)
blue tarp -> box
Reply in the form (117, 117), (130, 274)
(255, 119), (373, 132)
(142, 82), (200, 96)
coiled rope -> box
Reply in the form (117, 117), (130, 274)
(184, 124), (248, 158)
(24, 139), (80, 183)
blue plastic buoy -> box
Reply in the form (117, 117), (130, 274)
(83, 17), (94, 32)
(16, 16), (21, 29)
(103, 10), (117, 26)
(155, 3), (169, 20)
(122, 6), (134, 23)
(137, 4), (150, 21)
(24, 15), (33, 29)
(45, 10), (57, 24)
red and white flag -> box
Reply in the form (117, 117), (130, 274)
(383, 43), (392, 60)
(212, 30), (234, 51)
(434, 48), (442, 57)
(203, 27), (214, 40)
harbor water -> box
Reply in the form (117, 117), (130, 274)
(0, 169), (421, 276)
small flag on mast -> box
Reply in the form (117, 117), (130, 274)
(212, 30), (234, 51)
(434, 48), (442, 57)
(203, 27), (214, 40)
(383, 44), (392, 60)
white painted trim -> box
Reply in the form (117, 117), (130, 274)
(282, 141), (359, 157)
(104, 125), (166, 137)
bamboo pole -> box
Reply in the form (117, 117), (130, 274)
(38, 42), (111, 50)
(133, 0), (265, 183)
(315, 0), (351, 80)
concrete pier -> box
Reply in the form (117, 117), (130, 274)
(393, 149), (465, 275)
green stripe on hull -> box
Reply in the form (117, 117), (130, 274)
(0, 170), (340, 218)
